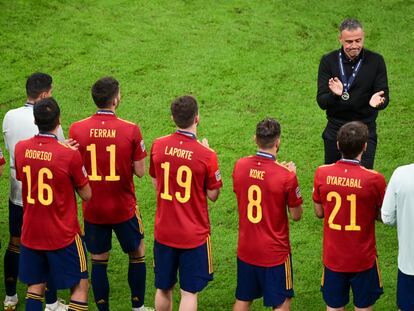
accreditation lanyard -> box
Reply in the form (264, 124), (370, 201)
(338, 51), (363, 94)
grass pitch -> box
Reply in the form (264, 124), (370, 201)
(1, 1), (413, 310)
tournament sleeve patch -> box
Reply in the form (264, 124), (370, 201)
(215, 170), (221, 181)
(82, 166), (88, 177)
(140, 140), (146, 152)
(295, 186), (302, 199)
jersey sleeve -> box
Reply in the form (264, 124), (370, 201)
(286, 171), (303, 208)
(14, 143), (22, 181)
(312, 168), (322, 203)
(381, 169), (398, 225)
(205, 152), (222, 190)
(374, 173), (387, 210)
(69, 150), (89, 188)
(0, 147), (5, 165)
(132, 125), (147, 161)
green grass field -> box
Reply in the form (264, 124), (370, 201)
(1, 0), (413, 310)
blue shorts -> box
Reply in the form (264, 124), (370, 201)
(235, 255), (294, 307)
(321, 258), (383, 308)
(9, 199), (23, 237)
(397, 269), (414, 311)
(84, 212), (144, 254)
(19, 235), (88, 289)
(154, 238), (213, 293)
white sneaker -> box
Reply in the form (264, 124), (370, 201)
(3, 295), (18, 311)
(44, 299), (68, 311)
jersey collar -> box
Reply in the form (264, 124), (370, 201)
(176, 130), (196, 140)
(24, 102), (34, 108)
(256, 151), (276, 160)
(96, 109), (116, 115)
(339, 158), (361, 165)
(37, 132), (58, 140)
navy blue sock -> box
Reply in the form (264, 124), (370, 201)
(44, 278), (58, 305)
(68, 300), (88, 311)
(91, 259), (109, 311)
(26, 292), (43, 311)
(128, 256), (146, 308)
(4, 243), (20, 296)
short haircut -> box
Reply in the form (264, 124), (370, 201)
(256, 118), (281, 149)
(26, 72), (52, 100)
(91, 77), (119, 108)
(339, 18), (363, 32)
(171, 95), (198, 129)
(337, 121), (368, 159)
(33, 97), (60, 132)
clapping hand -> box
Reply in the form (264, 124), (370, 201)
(65, 138), (79, 149)
(280, 161), (297, 173)
(328, 77), (343, 96)
(201, 138), (209, 147)
(369, 91), (386, 108)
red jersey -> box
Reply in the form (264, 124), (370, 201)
(149, 131), (223, 248)
(0, 147), (5, 165)
(313, 160), (386, 272)
(14, 134), (88, 250)
(69, 111), (147, 224)
(233, 152), (303, 267)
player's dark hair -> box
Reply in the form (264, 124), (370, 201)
(256, 118), (281, 149)
(339, 18), (363, 32)
(33, 97), (60, 132)
(26, 72), (52, 100)
(171, 95), (198, 129)
(91, 76), (119, 108)
(337, 121), (368, 159)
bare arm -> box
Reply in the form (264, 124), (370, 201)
(77, 184), (92, 201)
(314, 202), (324, 218)
(207, 189), (220, 202)
(288, 205), (303, 221)
(133, 159), (146, 178)
(151, 177), (157, 189)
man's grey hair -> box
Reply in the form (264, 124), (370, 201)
(339, 18), (363, 32)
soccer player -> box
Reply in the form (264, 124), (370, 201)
(381, 163), (414, 310)
(232, 118), (303, 311)
(313, 121), (386, 311)
(69, 77), (151, 311)
(149, 95), (222, 311)
(14, 98), (91, 311)
(2, 72), (67, 311)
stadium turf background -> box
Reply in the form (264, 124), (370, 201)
(0, 0), (413, 310)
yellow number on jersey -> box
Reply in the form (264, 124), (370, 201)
(247, 185), (262, 224)
(327, 191), (361, 231)
(86, 143), (120, 181)
(23, 165), (53, 206)
(160, 161), (192, 203)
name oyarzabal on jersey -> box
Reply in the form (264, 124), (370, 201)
(14, 134), (88, 250)
(233, 154), (303, 267)
(149, 131), (223, 249)
(69, 111), (147, 224)
(313, 160), (386, 272)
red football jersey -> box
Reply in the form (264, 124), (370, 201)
(149, 131), (223, 248)
(69, 111), (147, 224)
(15, 134), (88, 250)
(0, 147), (5, 165)
(233, 152), (303, 267)
(313, 160), (386, 272)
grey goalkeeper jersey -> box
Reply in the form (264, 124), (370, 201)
(2, 103), (65, 206)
